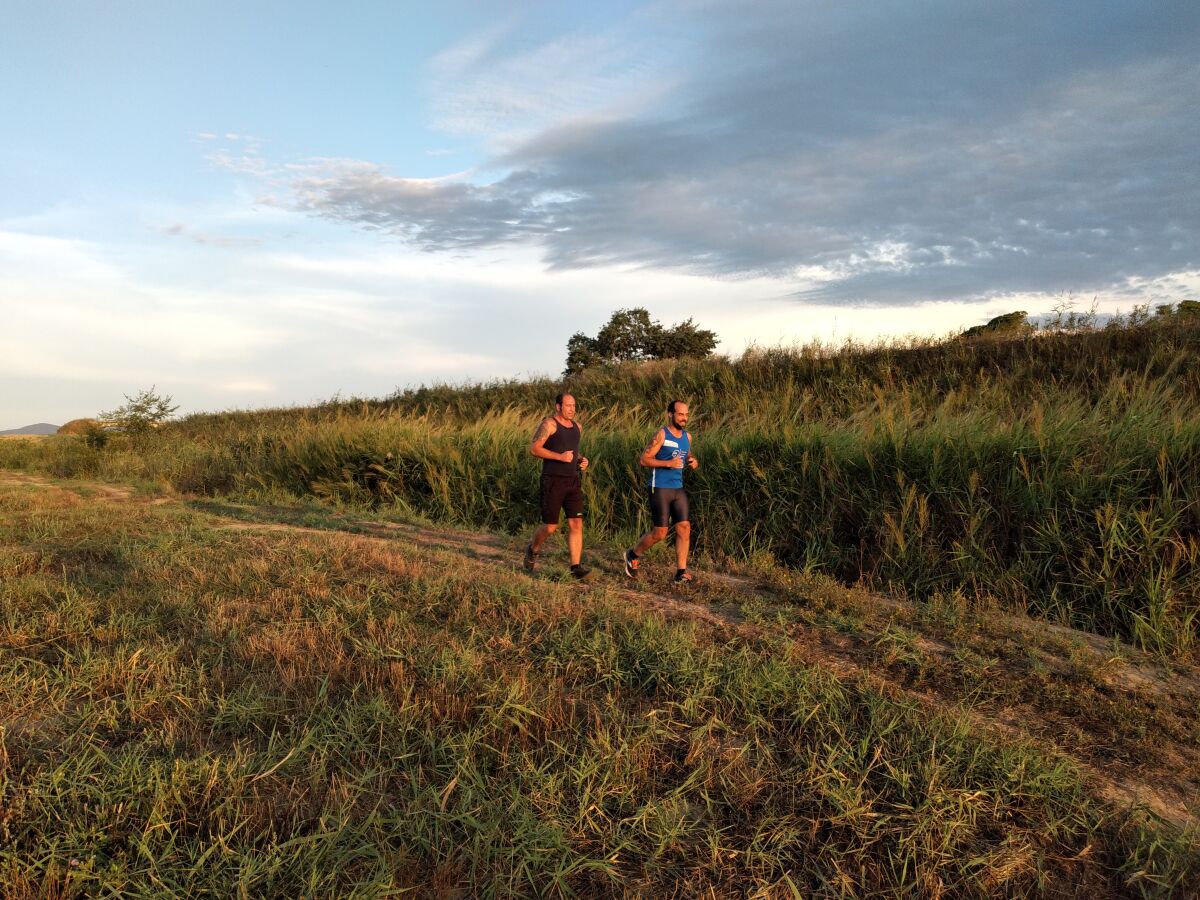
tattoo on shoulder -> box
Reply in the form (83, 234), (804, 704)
(533, 417), (556, 443)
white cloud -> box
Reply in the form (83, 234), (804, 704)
(0, 229), (124, 282)
(219, 380), (275, 393)
(426, 13), (684, 146)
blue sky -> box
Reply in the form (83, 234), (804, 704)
(2, 0), (1198, 427)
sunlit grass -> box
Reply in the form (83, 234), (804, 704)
(1, 481), (1196, 895)
(5, 321), (1197, 655)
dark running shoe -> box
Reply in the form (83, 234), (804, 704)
(523, 544), (539, 572)
(623, 548), (639, 579)
(570, 564), (593, 581)
(673, 569), (695, 586)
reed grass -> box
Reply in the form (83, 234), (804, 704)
(4, 320), (1198, 655)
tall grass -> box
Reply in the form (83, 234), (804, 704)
(167, 317), (1200, 430)
(5, 320), (1199, 654)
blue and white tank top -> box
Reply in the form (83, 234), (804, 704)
(650, 427), (690, 489)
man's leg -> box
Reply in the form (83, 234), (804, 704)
(624, 526), (666, 578)
(625, 489), (673, 578)
(566, 517), (583, 566)
(634, 526), (669, 557)
(530, 522), (557, 553)
(525, 520), (557, 570)
(528, 474), (562, 567)
(674, 520), (691, 570)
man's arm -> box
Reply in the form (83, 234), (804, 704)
(686, 432), (698, 469)
(530, 417), (570, 462)
(575, 421), (589, 471)
(639, 429), (681, 468)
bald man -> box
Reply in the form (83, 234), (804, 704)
(523, 393), (592, 580)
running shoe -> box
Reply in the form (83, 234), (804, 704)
(673, 569), (695, 586)
(570, 564), (593, 581)
(523, 544), (539, 572)
(623, 548), (639, 579)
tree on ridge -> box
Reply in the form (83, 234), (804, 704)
(564, 308), (718, 375)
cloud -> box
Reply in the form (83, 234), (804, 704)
(156, 222), (262, 248)
(257, 0), (1199, 306)
(202, 133), (271, 177)
(425, 9), (682, 145)
(279, 159), (562, 251)
(219, 380), (275, 393)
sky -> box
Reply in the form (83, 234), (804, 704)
(2, 0), (1198, 427)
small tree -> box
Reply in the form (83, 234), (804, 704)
(656, 317), (719, 358)
(564, 308), (718, 375)
(82, 421), (110, 449)
(961, 311), (1031, 340)
(593, 308), (661, 363)
(100, 387), (178, 436)
(564, 332), (603, 376)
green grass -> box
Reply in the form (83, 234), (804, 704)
(2, 480), (1197, 896)
(4, 321), (1198, 655)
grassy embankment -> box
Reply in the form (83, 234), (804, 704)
(2, 475), (1198, 895)
(4, 320), (1198, 656)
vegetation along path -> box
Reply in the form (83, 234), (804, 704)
(2, 470), (1198, 896)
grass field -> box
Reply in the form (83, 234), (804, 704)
(3, 320), (1200, 894)
(1, 472), (1197, 896)
(3, 320), (1198, 656)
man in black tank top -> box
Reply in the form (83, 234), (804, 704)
(523, 393), (592, 580)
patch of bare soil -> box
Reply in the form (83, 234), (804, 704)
(0, 472), (46, 485)
(0, 471), (168, 504)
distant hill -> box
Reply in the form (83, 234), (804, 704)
(0, 423), (59, 435)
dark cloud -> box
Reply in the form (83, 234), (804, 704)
(288, 163), (545, 249)
(285, 0), (1200, 304)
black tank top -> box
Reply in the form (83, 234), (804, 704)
(542, 419), (581, 477)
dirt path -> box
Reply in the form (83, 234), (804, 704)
(4, 471), (1198, 831)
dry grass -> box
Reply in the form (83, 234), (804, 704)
(1, 473), (1197, 896)
(4, 322), (1197, 655)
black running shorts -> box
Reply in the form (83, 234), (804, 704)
(540, 473), (584, 524)
(648, 487), (689, 527)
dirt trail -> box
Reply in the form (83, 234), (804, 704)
(4, 471), (1198, 831)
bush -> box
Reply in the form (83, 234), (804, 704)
(100, 387), (178, 436)
(961, 311), (1031, 339)
(58, 418), (101, 435)
(82, 422), (109, 449)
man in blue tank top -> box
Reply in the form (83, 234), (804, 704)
(523, 393), (592, 580)
(624, 400), (699, 585)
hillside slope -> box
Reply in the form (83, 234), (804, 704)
(1, 472), (1197, 895)
(7, 321), (1197, 656)
(0, 423), (59, 435)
